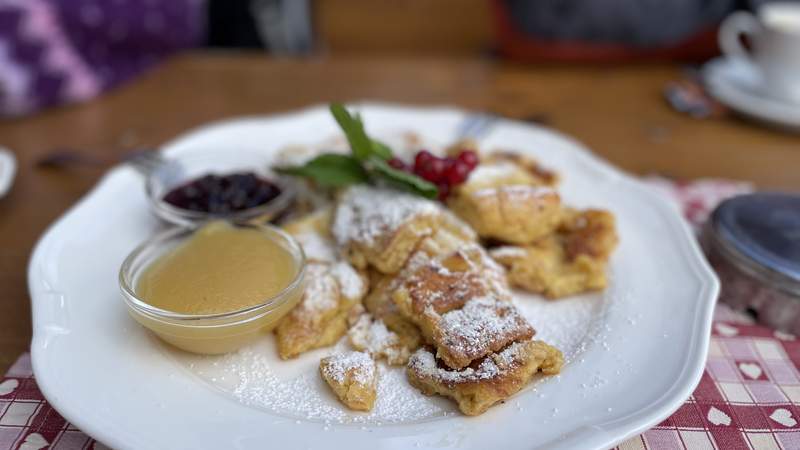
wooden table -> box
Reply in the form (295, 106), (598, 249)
(1, 52), (798, 373)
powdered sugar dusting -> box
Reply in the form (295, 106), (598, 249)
(161, 283), (607, 424)
(490, 246), (528, 259)
(408, 341), (530, 383)
(332, 186), (440, 247)
(165, 336), (449, 424)
(467, 162), (519, 185)
(320, 351), (375, 385)
(348, 314), (409, 364)
(329, 262), (365, 301)
(400, 244), (510, 311)
(294, 232), (337, 263)
(513, 290), (608, 363)
(477, 247), (513, 294)
(349, 315), (392, 351)
(297, 264), (339, 314)
(435, 296), (533, 361)
(159, 254), (608, 426)
(474, 185), (556, 199)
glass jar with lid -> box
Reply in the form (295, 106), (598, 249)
(702, 193), (800, 333)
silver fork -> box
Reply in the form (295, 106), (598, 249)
(36, 147), (167, 176)
(126, 150), (167, 176)
(454, 112), (497, 141)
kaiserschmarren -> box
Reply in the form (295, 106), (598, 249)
(448, 153), (562, 245)
(406, 339), (563, 416)
(274, 262), (368, 359)
(490, 209), (619, 298)
(272, 139), (617, 416)
(320, 351), (378, 411)
(332, 186), (444, 274)
(276, 211), (369, 358)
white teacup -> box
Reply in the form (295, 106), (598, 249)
(720, 3), (800, 103)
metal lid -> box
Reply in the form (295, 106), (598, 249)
(708, 193), (800, 295)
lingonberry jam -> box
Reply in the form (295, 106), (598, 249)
(162, 172), (282, 214)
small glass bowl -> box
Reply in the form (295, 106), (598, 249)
(119, 223), (306, 354)
(145, 149), (295, 228)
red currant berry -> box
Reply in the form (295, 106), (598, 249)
(416, 157), (443, 181)
(388, 157), (408, 171)
(429, 158), (447, 180)
(414, 150), (434, 171)
(457, 150), (479, 169)
(445, 161), (471, 185)
(436, 182), (451, 201)
(415, 162), (436, 182)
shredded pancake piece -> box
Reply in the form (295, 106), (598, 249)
(362, 270), (424, 352)
(274, 262), (367, 359)
(490, 208), (618, 298)
(282, 208), (337, 263)
(348, 313), (412, 365)
(320, 351), (377, 411)
(447, 153), (562, 245)
(332, 186), (443, 274)
(406, 340), (563, 416)
(277, 209), (370, 358)
(393, 246), (533, 369)
(429, 296), (535, 369)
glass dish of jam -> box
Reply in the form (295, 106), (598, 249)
(145, 150), (294, 227)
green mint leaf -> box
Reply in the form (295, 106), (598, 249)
(367, 157), (438, 199)
(278, 104), (432, 199)
(370, 139), (393, 160)
(275, 153), (369, 188)
(329, 104), (375, 161)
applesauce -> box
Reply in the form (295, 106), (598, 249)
(119, 221), (305, 354)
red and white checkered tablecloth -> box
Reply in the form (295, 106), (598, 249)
(6, 176), (792, 450)
(617, 307), (800, 450)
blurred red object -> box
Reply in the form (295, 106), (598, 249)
(491, 0), (721, 63)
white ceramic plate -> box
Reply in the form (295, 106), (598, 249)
(29, 103), (718, 450)
(703, 57), (800, 132)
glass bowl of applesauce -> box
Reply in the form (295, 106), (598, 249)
(119, 221), (306, 354)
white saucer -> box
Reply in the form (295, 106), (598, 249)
(702, 57), (800, 131)
(0, 147), (16, 198)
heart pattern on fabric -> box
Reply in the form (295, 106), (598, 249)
(770, 408), (797, 427)
(775, 330), (796, 341)
(739, 362), (763, 380)
(19, 433), (48, 450)
(708, 406), (732, 426)
(0, 379), (18, 396)
(715, 323), (738, 337)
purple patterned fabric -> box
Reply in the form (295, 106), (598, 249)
(0, 0), (205, 117)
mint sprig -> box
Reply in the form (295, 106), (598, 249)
(329, 105), (376, 161)
(275, 103), (438, 198)
(275, 153), (368, 187)
(369, 139), (393, 160)
(368, 157), (438, 199)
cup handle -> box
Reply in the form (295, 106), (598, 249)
(719, 11), (761, 62)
